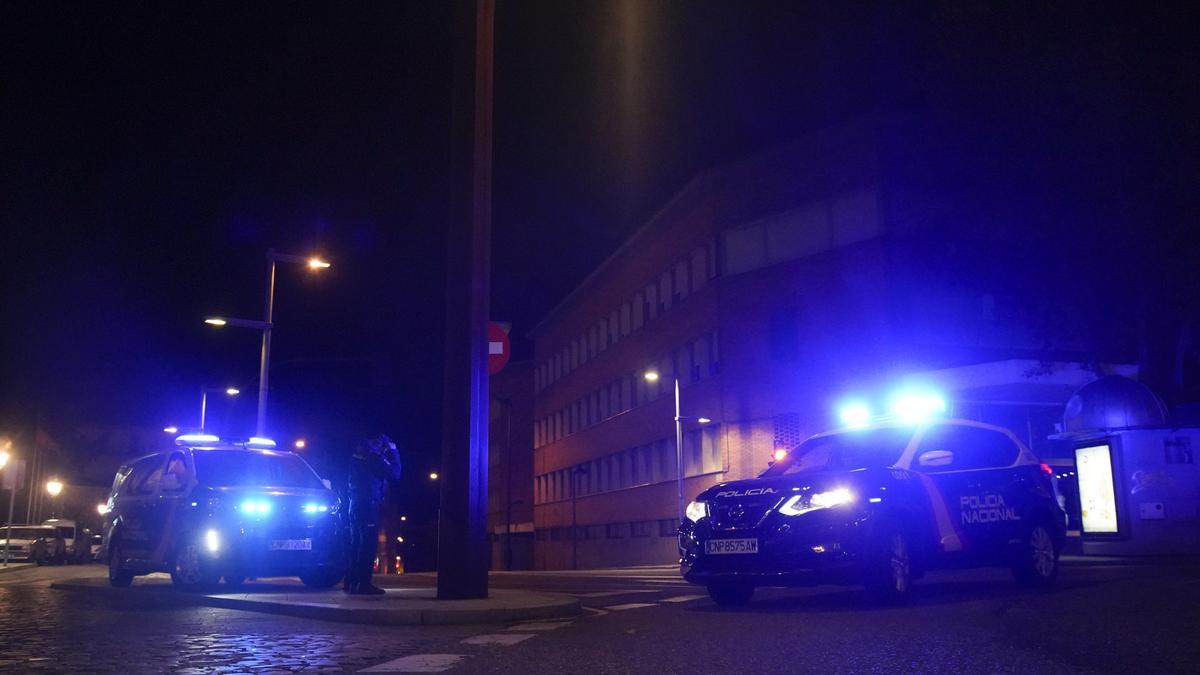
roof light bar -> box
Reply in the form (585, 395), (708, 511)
(176, 433), (221, 446)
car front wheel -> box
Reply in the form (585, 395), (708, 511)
(108, 540), (134, 588)
(1012, 522), (1058, 588)
(171, 540), (219, 588)
(863, 518), (912, 603)
(707, 581), (754, 607)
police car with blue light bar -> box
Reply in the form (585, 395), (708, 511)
(679, 397), (1066, 606)
(101, 434), (344, 589)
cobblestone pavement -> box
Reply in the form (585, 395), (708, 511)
(0, 567), (479, 673)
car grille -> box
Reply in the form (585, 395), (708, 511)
(710, 498), (777, 530)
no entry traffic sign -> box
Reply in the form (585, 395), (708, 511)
(488, 321), (511, 375)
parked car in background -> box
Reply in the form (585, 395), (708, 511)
(43, 519), (92, 564)
(28, 526), (67, 565)
(0, 525), (57, 562)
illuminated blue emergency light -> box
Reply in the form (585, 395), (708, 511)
(246, 437), (277, 449)
(888, 391), (947, 423)
(176, 433), (221, 446)
(838, 402), (872, 428)
(302, 503), (329, 514)
(240, 500), (272, 514)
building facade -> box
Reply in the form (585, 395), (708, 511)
(487, 360), (536, 569)
(528, 113), (1128, 569)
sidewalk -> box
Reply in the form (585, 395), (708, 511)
(0, 562), (34, 575)
(51, 575), (580, 626)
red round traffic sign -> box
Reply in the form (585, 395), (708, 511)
(488, 322), (511, 375)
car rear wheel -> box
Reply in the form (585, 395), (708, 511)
(108, 540), (134, 588)
(1012, 522), (1058, 588)
(707, 581), (754, 607)
(864, 519), (912, 603)
(171, 541), (219, 588)
(299, 567), (345, 589)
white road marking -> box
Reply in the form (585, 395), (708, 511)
(359, 654), (464, 672)
(660, 594), (706, 603)
(574, 589), (662, 597)
(461, 633), (537, 646)
(602, 602), (657, 611)
(583, 606), (610, 617)
(504, 621), (573, 631)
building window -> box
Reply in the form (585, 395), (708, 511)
(684, 429), (702, 477)
(677, 345), (694, 386)
(690, 246), (707, 292)
(550, 527), (564, 541)
(631, 521), (652, 538)
(658, 519), (678, 537)
(609, 310), (620, 346)
(536, 528), (548, 541)
(621, 302), (631, 336)
(623, 376), (634, 410)
(606, 523), (626, 539)
(674, 261), (688, 303)
(598, 318), (608, 350)
(710, 331), (720, 375)
(659, 272), (672, 312)
(633, 292), (644, 329)
(588, 327), (597, 359)
(585, 524), (604, 540)
(645, 283), (658, 320)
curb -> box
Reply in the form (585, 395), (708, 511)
(50, 580), (581, 626)
(0, 563), (35, 575)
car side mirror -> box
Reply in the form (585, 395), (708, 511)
(321, 478), (332, 491)
(918, 449), (954, 468)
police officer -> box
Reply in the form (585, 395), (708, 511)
(343, 434), (402, 595)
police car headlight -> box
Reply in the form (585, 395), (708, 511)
(685, 500), (708, 523)
(779, 488), (854, 516)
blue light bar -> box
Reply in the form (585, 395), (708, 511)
(240, 500), (272, 514)
(888, 391), (947, 423)
(246, 437), (277, 449)
(176, 433), (220, 446)
(838, 402), (872, 428)
(302, 503), (329, 514)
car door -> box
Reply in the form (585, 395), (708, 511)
(913, 424), (1019, 561)
(150, 451), (194, 563)
(117, 455), (167, 562)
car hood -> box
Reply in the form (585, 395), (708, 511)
(0, 538), (38, 545)
(696, 469), (865, 502)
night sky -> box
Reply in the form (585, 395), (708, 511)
(3, 3), (1198, 476)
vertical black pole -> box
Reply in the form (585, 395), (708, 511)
(438, 0), (494, 600)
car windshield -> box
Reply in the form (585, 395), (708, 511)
(193, 450), (325, 489)
(54, 527), (74, 538)
(3, 527), (55, 540)
(761, 427), (914, 476)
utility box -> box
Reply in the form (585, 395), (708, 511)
(1053, 376), (1200, 555)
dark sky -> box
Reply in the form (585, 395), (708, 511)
(3, 2), (1197, 469)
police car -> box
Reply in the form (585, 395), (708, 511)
(680, 418), (1066, 605)
(103, 434), (344, 589)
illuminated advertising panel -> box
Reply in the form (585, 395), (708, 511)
(1075, 444), (1119, 534)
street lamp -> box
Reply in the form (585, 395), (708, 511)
(643, 370), (711, 526)
(204, 248), (331, 437)
(429, 472), (439, 481)
(199, 386), (241, 431)
(293, 438), (306, 449)
(162, 426), (179, 434)
(46, 479), (63, 497)
(0, 449), (8, 470)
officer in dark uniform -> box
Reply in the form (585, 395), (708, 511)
(343, 434), (402, 595)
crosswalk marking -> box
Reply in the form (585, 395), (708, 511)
(359, 654), (464, 673)
(602, 602), (657, 611)
(504, 621), (573, 631)
(461, 633), (537, 646)
(574, 589), (662, 598)
(660, 594), (707, 603)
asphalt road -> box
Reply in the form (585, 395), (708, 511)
(2, 559), (1198, 673)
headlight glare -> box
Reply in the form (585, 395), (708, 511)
(204, 529), (220, 552)
(779, 488), (854, 516)
(685, 500), (708, 523)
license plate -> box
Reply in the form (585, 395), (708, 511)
(705, 538), (758, 555)
(270, 539), (312, 551)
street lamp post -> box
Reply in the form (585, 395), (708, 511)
(571, 465), (589, 570)
(644, 371), (710, 527)
(204, 250), (330, 437)
(1, 447), (13, 567)
(45, 478), (63, 520)
(199, 386), (240, 431)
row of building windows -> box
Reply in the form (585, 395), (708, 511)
(534, 519), (680, 541)
(534, 240), (719, 394)
(534, 332), (718, 448)
(535, 426), (722, 505)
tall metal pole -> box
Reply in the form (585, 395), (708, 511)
(199, 389), (209, 431)
(571, 470), (579, 570)
(256, 257), (277, 437)
(4, 489), (14, 566)
(437, 0), (493, 600)
(674, 378), (684, 525)
(503, 398), (513, 571)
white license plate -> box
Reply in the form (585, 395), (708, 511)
(270, 539), (312, 551)
(705, 538), (758, 555)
